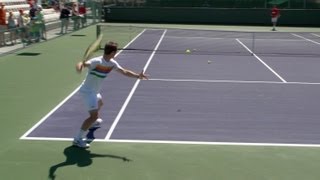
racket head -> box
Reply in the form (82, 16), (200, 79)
(82, 33), (104, 63)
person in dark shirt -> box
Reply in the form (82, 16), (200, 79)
(59, 5), (70, 34)
(29, 1), (38, 20)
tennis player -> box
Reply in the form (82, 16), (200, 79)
(74, 41), (148, 148)
(271, 5), (280, 31)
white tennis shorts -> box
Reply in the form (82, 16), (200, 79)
(271, 17), (278, 23)
(80, 91), (102, 111)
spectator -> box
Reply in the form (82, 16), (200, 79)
(71, 2), (80, 30)
(79, 3), (87, 28)
(7, 11), (17, 45)
(36, 5), (46, 40)
(17, 10), (29, 43)
(59, 5), (70, 34)
(271, 5), (280, 31)
(0, 3), (7, 46)
(29, 1), (38, 20)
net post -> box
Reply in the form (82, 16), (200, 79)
(96, 24), (102, 49)
(252, 32), (255, 56)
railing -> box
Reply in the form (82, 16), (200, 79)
(102, 0), (320, 9)
(0, 0), (104, 49)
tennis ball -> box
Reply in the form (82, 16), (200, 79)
(185, 49), (191, 53)
(208, 60), (211, 64)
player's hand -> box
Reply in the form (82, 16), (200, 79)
(138, 70), (149, 80)
(76, 62), (83, 73)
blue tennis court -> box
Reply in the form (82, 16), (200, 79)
(21, 28), (320, 146)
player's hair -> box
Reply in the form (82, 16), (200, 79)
(104, 41), (118, 55)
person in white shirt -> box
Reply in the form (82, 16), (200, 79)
(74, 41), (148, 148)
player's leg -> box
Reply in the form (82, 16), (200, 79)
(73, 92), (100, 148)
(81, 109), (99, 130)
(89, 93), (104, 129)
(86, 95), (104, 144)
(271, 17), (277, 31)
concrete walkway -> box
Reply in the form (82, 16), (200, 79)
(0, 19), (96, 56)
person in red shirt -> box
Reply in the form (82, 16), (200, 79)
(0, 3), (7, 46)
(79, 3), (87, 28)
(271, 5), (280, 31)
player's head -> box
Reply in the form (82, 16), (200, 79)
(104, 41), (118, 57)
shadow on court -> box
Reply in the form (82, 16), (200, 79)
(48, 145), (132, 180)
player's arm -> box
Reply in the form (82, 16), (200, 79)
(76, 61), (90, 73)
(116, 68), (148, 80)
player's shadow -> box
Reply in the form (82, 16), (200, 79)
(48, 145), (132, 180)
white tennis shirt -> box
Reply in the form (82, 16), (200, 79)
(79, 56), (123, 93)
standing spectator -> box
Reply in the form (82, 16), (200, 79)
(7, 11), (17, 45)
(71, 2), (80, 30)
(17, 9), (29, 43)
(59, 5), (70, 34)
(28, 8), (43, 43)
(79, 3), (87, 28)
(36, 5), (46, 40)
(271, 5), (280, 31)
(29, 1), (38, 20)
(0, 3), (7, 46)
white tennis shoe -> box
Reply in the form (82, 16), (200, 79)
(73, 138), (90, 148)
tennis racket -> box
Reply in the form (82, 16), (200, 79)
(76, 34), (103, 73)
(82, 33), (104, 63)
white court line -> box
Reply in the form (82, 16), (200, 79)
(248, 38), (307, 42)
(148, 78), (320, 85)
(166, 36), (224, 40)
(311, 33), (320, 38)
(291, 33), (320, 45)
(104, 29), (168, 140)
(236, 39), (287, 83)
(20, 29), (147, 140)
(108, 139), (320, 148)
(166, 36), (307, 42)
(21, 137), (320, 148)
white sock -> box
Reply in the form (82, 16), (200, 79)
(75, 129), (86, 140)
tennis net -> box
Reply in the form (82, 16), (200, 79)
(97, 24), (320, 57)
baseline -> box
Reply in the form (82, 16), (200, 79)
(20, 137), (320, 148)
